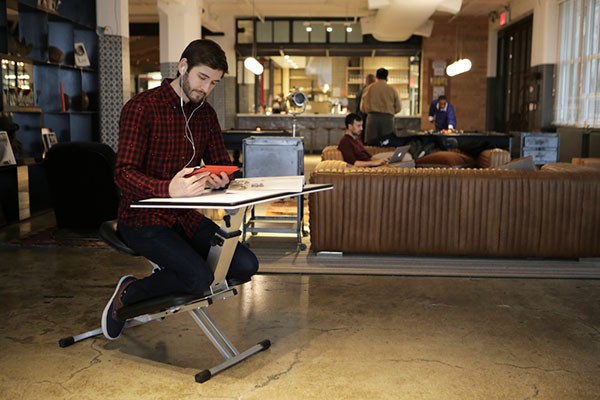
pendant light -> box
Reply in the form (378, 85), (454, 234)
(446, 21), (471, 77)
(446, 59), (472, 76)
(244, 0), (264, 75)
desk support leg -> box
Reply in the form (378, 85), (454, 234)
(296, 194), (306, 251)
(207, 209), (246, 292)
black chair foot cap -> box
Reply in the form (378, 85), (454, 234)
(59, 337), (75, 348)
(195, 370), (212, 383)
(259, 339), (271, 350)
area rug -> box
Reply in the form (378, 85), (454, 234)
(248, 239), (600, 279)
(2, 226), (109, 248)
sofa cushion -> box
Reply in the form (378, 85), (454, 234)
(496, 156), (536, 171)
(477, 148), (511, 169)
(415, 151), (475, 168)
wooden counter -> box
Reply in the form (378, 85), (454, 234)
(236, 114), (421, 153)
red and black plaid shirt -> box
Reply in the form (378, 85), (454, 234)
(338, 134), (371, 165)
(115, 79), (231, 238)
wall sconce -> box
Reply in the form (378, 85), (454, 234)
(325, 23), (333, 33)
(345, 23), (353, 33)
(446, 58), (472, 77)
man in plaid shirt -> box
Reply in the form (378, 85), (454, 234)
(102, 39), (259, 340)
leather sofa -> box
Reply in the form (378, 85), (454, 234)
(321, 145), (511, 169)
(308, 160), (600, 258)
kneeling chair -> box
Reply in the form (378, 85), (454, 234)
(59, 213), (270, 383)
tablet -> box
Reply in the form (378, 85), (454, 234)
(185, 165), (239, 178)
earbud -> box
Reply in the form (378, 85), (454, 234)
(180, 67), (186, 75)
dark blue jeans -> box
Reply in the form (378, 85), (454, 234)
(117, 219), (259, 305)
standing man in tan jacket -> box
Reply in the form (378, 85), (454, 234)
(359, 68), (401, 145)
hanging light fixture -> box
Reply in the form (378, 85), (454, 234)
(446, 59), (472, 76)
(446, 20), (471, 77)
(244, 0), (264, 75)
(244, 57), (263, 75)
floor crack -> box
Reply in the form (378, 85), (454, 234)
(64, 339), (104, 383)
(254, 350), (301, 388)
(495, 362), (571, 374)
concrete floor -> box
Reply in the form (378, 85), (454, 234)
(1, 222), (599, 399)
(2, 173), (600, 400)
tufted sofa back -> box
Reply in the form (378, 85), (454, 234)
(308, 161), (600, 258)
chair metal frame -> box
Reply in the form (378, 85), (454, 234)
(59, 209), (270, 383)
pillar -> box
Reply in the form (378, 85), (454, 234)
(97, 0), (130, 151)
(157, 0), (203, 79)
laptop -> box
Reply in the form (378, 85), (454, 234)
(386, 145), (410, 164)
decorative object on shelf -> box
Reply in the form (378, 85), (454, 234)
(63, 94), (71, 111)
(59, 81), (65, 112)
(74, 43), (91, 68)
(41, 128), (58, 156)
(48, 46), (64, 63)
(37, 0), (60, 12)
(0, 131), (17, 166)
(1, 58), (35, 108)
(7, 20), (32, 57)
(7, 36), (33, 57)
(79, 91), (90, 111)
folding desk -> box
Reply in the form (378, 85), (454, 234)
(59, 183), (332, 383)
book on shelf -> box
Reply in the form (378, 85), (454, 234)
(0, 131), (17, 166)
(227, 176), (305, 193)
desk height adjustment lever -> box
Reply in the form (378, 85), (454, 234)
(224, 215), (231, 228)
(210, 228), (242, 247)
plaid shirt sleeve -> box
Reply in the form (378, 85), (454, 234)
(115, 97), (171, 201)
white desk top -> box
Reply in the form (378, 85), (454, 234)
(131, 183), (333, 210)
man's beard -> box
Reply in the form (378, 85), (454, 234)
(181, 73), (207, 104)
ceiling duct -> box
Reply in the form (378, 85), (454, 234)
(362, 0), (463, 41)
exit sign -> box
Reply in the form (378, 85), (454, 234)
(499, 10), (510, 26)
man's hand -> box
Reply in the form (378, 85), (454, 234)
(205, 171), (230, 189)
(169, 168), (211, 197)
(373, 156), (390, 166)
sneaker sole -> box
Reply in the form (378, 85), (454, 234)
(101, 275), (134, 340)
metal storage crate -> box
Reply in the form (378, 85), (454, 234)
(242, 136), (304, 177)
(241, 137), (307, 249)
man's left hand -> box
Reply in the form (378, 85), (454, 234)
(205, 171), (230, 189)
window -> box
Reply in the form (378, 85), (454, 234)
(555, 0), (600, 127)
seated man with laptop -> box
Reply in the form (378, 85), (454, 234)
(338, 113), (412, 167)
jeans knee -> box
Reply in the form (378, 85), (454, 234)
(233, 247), (259, 278)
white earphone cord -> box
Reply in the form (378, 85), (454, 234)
(179, 74), (205, 168)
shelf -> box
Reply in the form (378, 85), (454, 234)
(17, 1), (95, 30)
(3, 106), (42, 113)
(33, 59), (96, 72)
(0, 0), (98, 224)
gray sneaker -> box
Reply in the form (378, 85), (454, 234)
(101, 275), (136, 340)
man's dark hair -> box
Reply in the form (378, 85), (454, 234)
(438, 95), (447, 101)
(376, 68), (388, 80)
(345, 113), (362, 128)
(179, 39), (229, 76)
